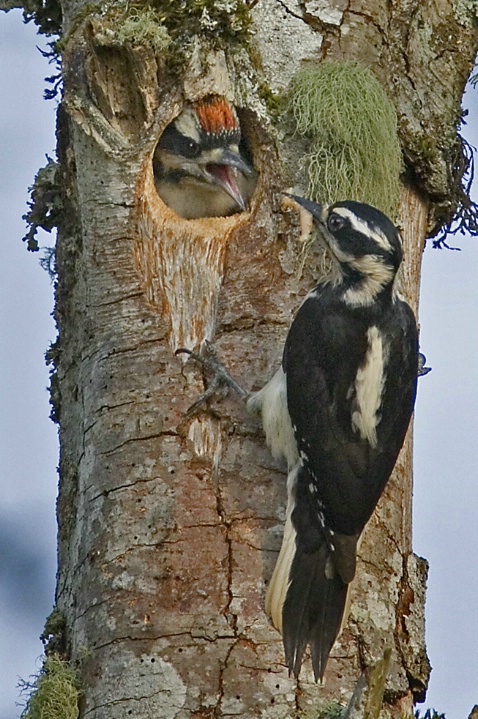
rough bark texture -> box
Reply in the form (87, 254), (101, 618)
(44, 1), (478, 718)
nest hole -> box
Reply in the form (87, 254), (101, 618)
(133, 98), (273, 351)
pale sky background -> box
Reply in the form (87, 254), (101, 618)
(0, 9), (477, 719)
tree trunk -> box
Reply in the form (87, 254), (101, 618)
(28, 0), (478, 717)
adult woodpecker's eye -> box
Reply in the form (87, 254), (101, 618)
(327, 213), (346, 233)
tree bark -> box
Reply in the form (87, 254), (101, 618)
(39, 0), (478, 717)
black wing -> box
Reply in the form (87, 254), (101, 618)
(283, 288), (418, 537)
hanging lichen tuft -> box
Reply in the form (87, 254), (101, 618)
(285, 61), (403, 220)
(19, 654), (81, 719)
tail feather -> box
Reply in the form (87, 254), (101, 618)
(266, 466), (300, 632)
(265, 514), (296, 632)
(282, 542), (349, 680)
(309, 572), (349, 680)
(266, 465), (353, 680)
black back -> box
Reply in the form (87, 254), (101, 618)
(284, 284), (418, 537)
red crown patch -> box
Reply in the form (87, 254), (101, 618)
(195, 96), (239, 135)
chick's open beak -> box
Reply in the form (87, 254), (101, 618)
(205, 149), (253, 212)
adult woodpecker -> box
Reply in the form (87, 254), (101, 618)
(153, 96), (256, 219)
(249, 196), (419, 680)
(178, 196), (420, 680)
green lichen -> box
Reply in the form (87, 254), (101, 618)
(115, 6), (171, 52)
(257, 80), (285, 123)
(317, 701), (345, 719)
(285, 61), (403, 220)
(432, 134), (478, 247)
(414, 710), (447, 719)
(453, 0), (478, 26)
(45, 339), (61, 424)
(70, 0), (253, 76)
(149, 0), (252, 49)
(19, 654), (80, 719)
(94, 0), (253, 54)
(41, 607), (67, 655)
(23, 159), (62, 252)
(21, 0), (62, 36)
(55, 1), (103, 48)
(299, 700), (345, 719)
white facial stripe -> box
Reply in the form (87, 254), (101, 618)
(351, 325), (387, 446)
(199, 146), (239, 165)
(198, 147), (225, 164)
(333, 207), (392, 251)
(174, 108), (201, 143)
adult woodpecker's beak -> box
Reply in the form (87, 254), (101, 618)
(283, 193), (326, 225)
(205, 149), (253, 212)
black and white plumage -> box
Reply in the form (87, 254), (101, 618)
(248, 197), (419, 680)
(153, 96), (255, 219)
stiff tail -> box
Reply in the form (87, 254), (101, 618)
(282, 542), (348, 680)
(265, 466), (354, 680)
(266, 466), (300, 631)
(265, 514), (297, 632)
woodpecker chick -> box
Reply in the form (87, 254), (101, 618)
(154, 96), (256, 219)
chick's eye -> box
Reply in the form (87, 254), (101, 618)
(183, 139), (200, 158)
(327, 214), (345, 233)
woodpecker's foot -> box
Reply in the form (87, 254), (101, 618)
(418, 352), (432, 377)
(176, 340), (247, 415)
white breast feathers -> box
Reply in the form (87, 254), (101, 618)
(246, 367), (299, 469)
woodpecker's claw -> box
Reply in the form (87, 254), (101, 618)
(176, 341), (247, 415)
(418, 352), (432, 377)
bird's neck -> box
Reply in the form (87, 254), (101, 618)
(339, 260), (396, 308)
